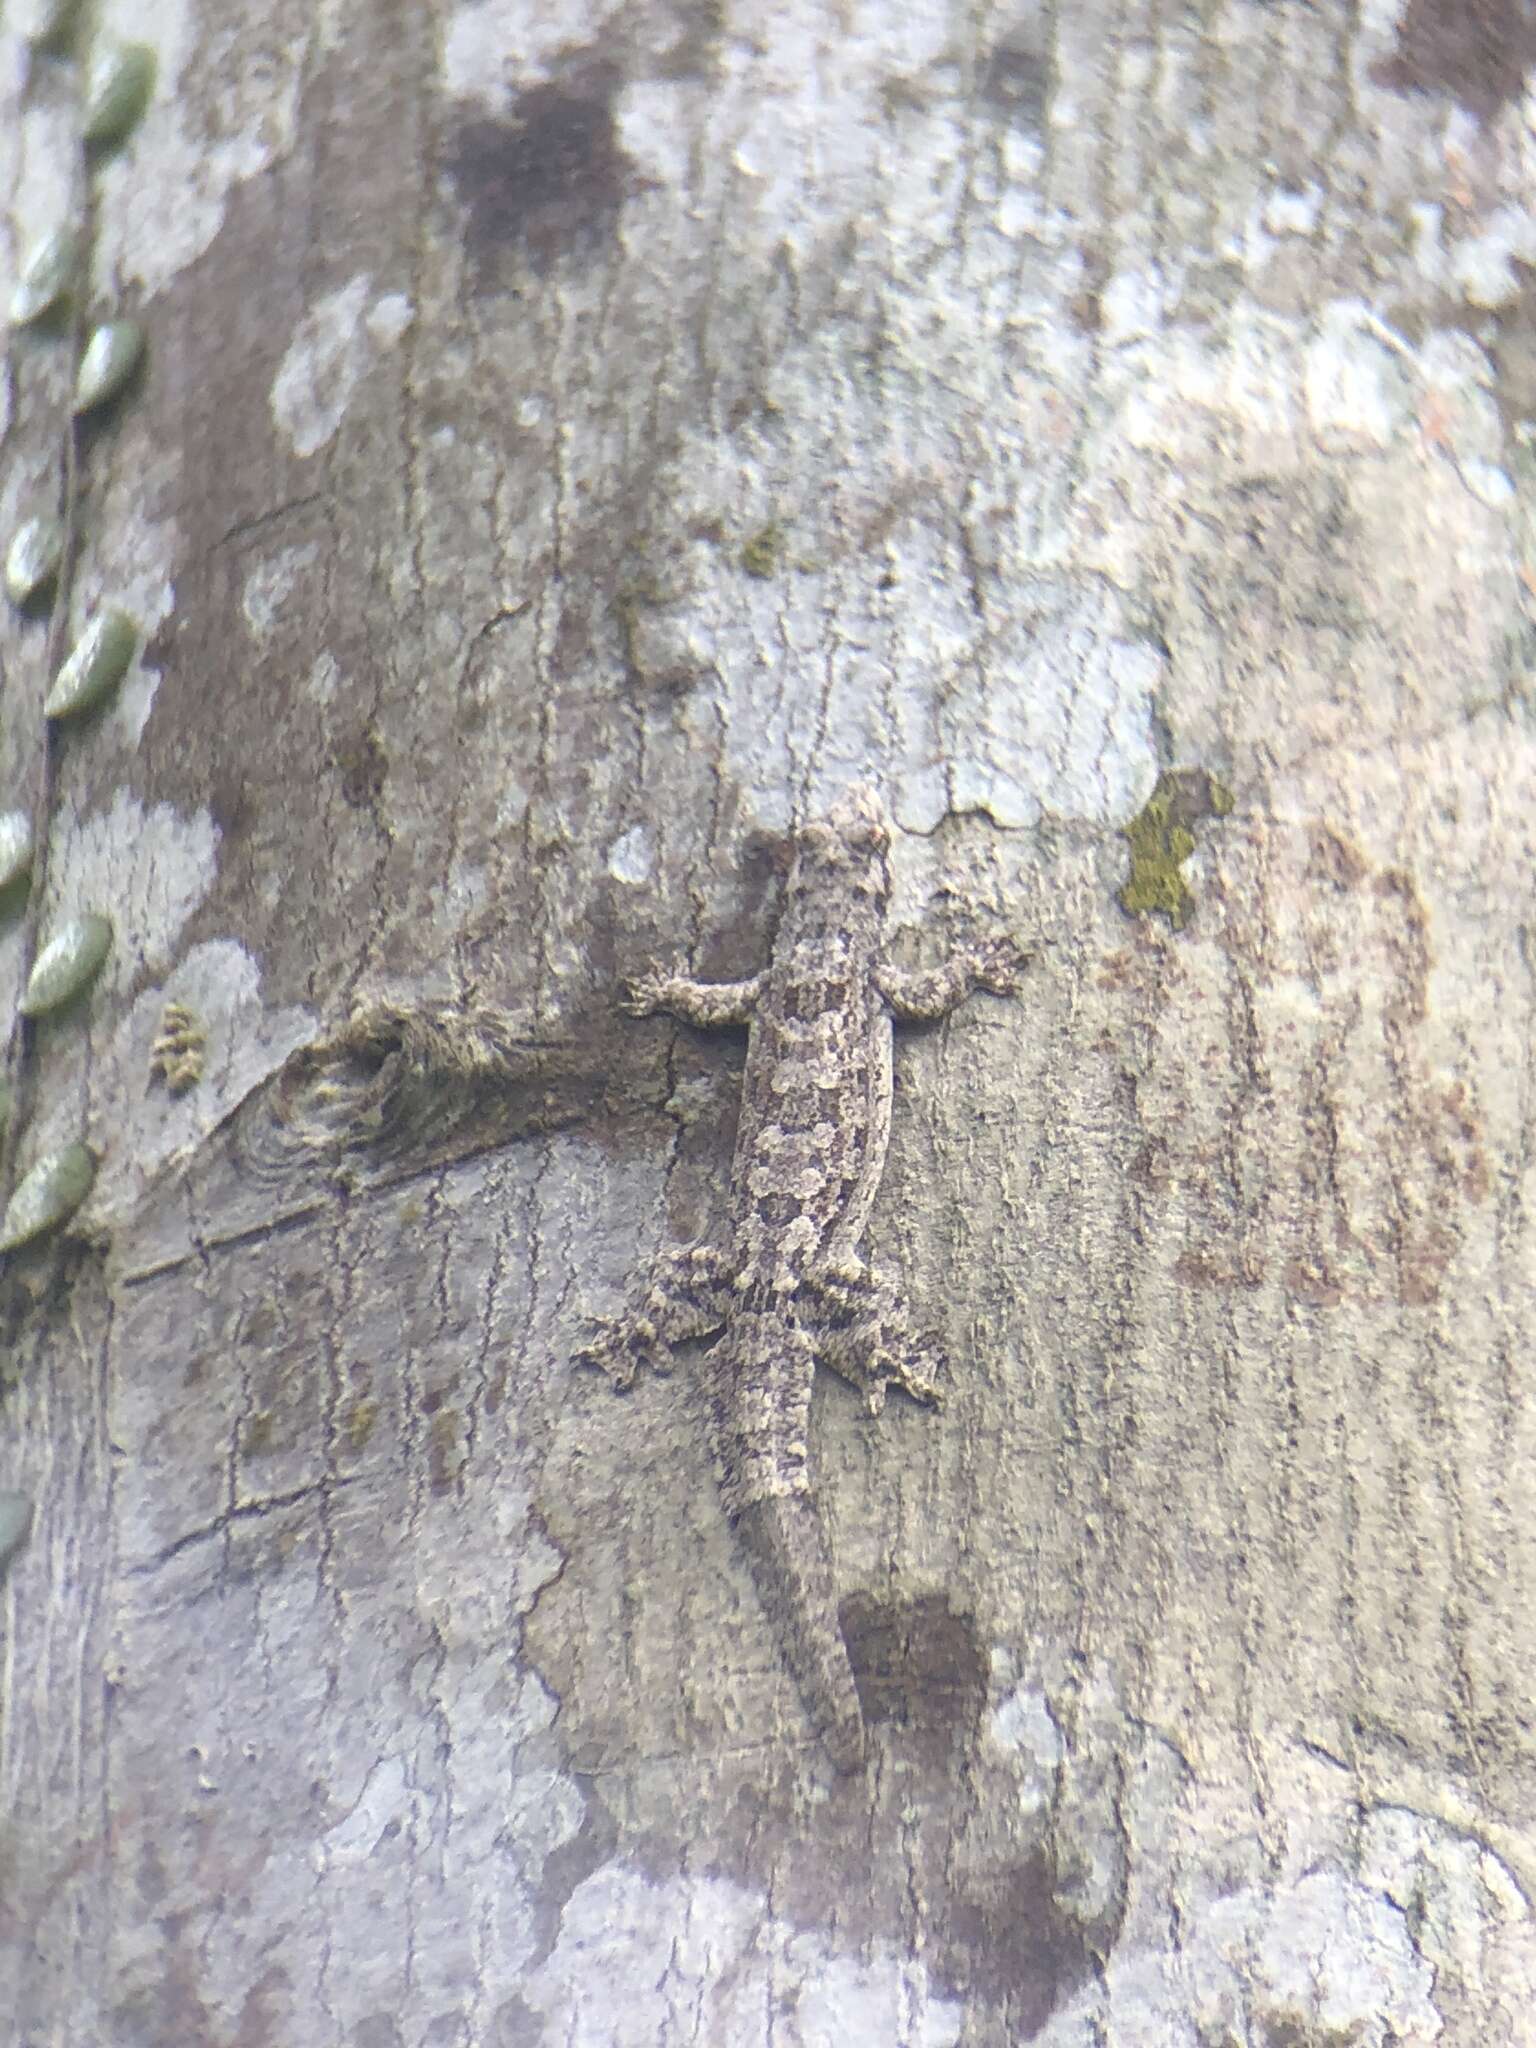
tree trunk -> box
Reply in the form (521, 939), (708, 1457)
(3, 2), (1533, 2041)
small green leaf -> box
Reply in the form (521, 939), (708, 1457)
(25, 0), (81, 51)
(81, 40), (156, 148)
(20, 911), (112, 1016)
(74, 319), (145, 414)
(4, 516), (63, 607)
(45, 610), (137, 719)
(0, 1142), (95, 1251)
(0, 813), (35, 892)
(9, 225), (79, 327)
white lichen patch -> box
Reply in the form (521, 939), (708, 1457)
(706, 3), (953, 260)
(673, 550), (1163, 837)
(270, 275), (415, 459)
(1304, 302), (1414, 450)
(972, 1651), (1511, 2047)
(987, 1679), (1065, 1819)
(0, 101), (79, 310)
(1099, 265), (1167, 344)
(441, 0), (598, 107)
(940, 602), (1164, 832)
(88, 938), (315, 1222)
(306, 650), (341, 704)
(90, 0), (312, 298)
(1362, 1807), (1534, 2004)
(1448, 202), (1536, 311)
(3, 798), (314, 1230)
(364, 291), (414, 347)
(41, 791), (218, 995)
(63, 442), (183, 748)
(606, 824), (654, 885)
(519, 1865), (963, 2048)
(1148, 1869), (1438, 2048)
(0, 794), (217, 1114)
(1261, 183), (1323, 237)
(242, 542), (320, 640)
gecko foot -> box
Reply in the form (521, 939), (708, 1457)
(574, 1319), (675, 1390)
(968, 931), (1033, 997)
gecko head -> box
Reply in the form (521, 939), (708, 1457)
(793, 784), (891, 902)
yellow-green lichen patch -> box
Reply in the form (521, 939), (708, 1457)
(243, 1410), (276, 1457)
(428, 1407), (462, 1494)
(343, 1398), (378, 1454)
(149, 1000), (205, 1094)
(1119, 768), (1234, 930)
(739, 523), (785, 579)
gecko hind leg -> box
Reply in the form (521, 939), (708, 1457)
(577, 1243), (731, 1389)
(803, 1263), (946, 1415)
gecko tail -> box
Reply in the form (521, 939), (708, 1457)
(731, 1493), (867, 1773)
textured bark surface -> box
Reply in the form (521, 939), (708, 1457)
(2, 1), (1534, 2042)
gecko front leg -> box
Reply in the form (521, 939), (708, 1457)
(625, 970), (762, 1029)
(875, 934), (1030, 1020)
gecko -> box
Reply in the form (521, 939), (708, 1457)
(579, 784), (1028, 1770)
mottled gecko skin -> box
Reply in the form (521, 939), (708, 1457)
(581, 786), (1026, 1771)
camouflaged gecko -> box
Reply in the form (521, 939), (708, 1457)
(580, 785), (1027, 1770)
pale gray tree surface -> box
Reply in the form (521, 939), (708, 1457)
(1, 0), (1534, 2042)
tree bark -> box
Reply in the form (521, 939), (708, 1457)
(3, 1), (1534, 2041)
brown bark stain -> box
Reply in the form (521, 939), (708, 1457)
(443, 57), (635, 281)
(933, 1848), (1096, 2024)
(1372, 0), (1536, 123)
(842, 1589), (988, 1736)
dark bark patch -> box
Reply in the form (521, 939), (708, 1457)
(649, 2), (727, 82)
(978, 35), (1052, 128)
(1372, 0), (1536, 123)
(336, 725), (388, 809)
(842, 1589), (987, 1741)
(444, 61), (635, 281)
(933, 1848), (1098, 2023)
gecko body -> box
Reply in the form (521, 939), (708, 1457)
(581, 785), (1025, 1769)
